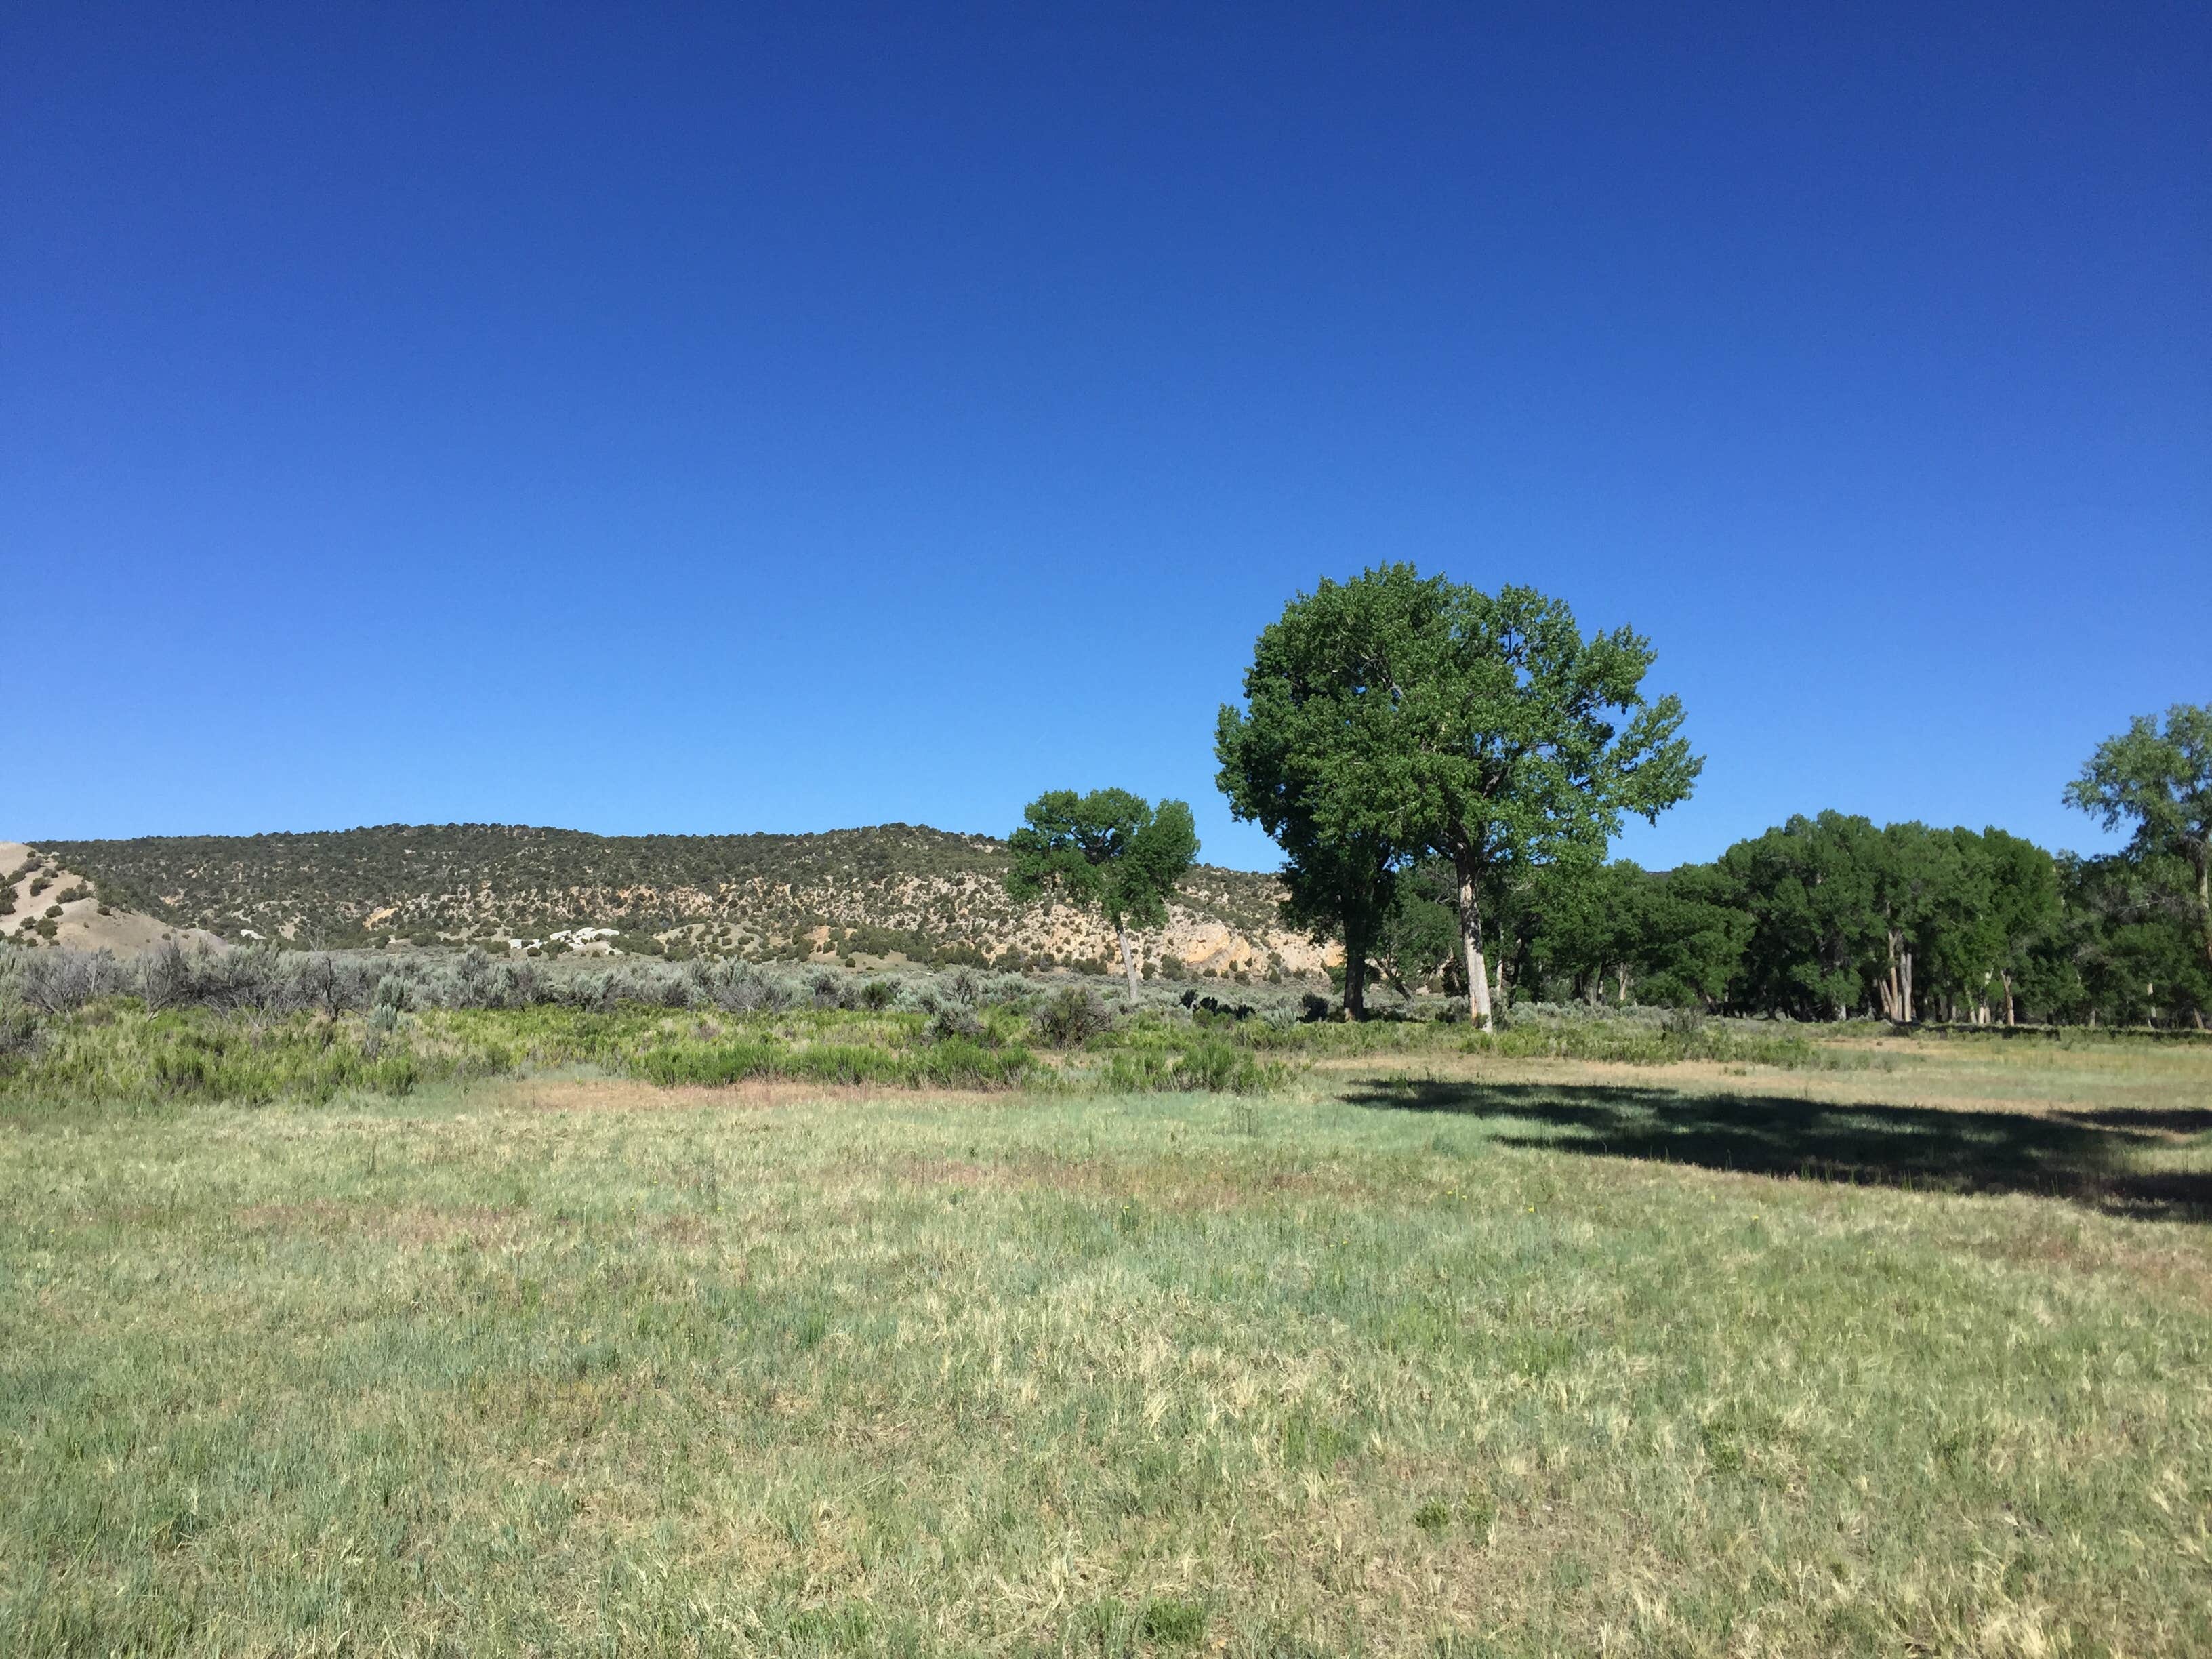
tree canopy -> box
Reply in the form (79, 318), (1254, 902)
(1004, 789), (1199, 999)
(2066, 704), (2212, 976)
(1217, 565), (1701, 1025)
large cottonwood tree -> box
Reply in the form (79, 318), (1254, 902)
(1216, 565), (1700, 1028)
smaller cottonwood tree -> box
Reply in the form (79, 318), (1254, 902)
(1005, 789), (1198, 1001)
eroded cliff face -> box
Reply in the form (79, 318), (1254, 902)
(958, 901), (1338, 975)
(759, 877), (1336, 973)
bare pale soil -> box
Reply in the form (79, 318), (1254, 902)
(0, 841), (220, 954)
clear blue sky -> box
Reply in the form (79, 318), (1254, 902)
(6, 3), (2205, 870)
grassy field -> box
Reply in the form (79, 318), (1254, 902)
(2, 1022), (2209, 1655)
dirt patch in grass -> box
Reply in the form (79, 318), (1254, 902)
(487, 1076), (1016, 1114)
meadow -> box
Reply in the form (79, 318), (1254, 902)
(1, 988), (2208, 1655)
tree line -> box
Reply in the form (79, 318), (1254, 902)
(1348, 808), (2206, 1027)
(1008, 565), (2209, 1030)
(1214, 566), (2208, 1028)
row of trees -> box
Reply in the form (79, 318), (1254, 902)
(1000, 566), (2206, 1029)
(1360, 809), (2206, 1026)
(1210, 566), (2205, 1027)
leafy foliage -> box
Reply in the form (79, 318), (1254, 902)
(1005, 789), (1198, 995)
(2066, 703), (2212, 978)
(1218, 564), (1700, 1025)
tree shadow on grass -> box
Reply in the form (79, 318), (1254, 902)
(1346, 1078), (2212, 1223)
(2057, 1106), (2212, 1135)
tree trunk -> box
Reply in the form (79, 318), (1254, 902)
(1902, 947), (1914, 1025)
(2196, 850), (2211, 976)
(1342, 911), (1369, 1021)
(1615, 963), (1631, 1006)
(1454, 853), (1494, 1031)
(2001, 970), (2015, 1027)
(1116, 920), (1139, 1004)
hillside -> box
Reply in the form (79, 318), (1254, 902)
(1, 841), (223, 955)
(22, 823), (1333, 977)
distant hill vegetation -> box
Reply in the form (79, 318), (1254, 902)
(30, 823), (1328, 978)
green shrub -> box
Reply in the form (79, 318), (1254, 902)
(0, 1003), (39, 1061)
(0, 1005), (507, 1107)
(925, 1004), (984, 1043)
(1033, 986), (1109, 1047)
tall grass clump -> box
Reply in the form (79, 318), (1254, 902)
(1094, 1035), (1290, 1094)
(635, 1033), (1034, 1090)
(0, 1003), (513, 1107)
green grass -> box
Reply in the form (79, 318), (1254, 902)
(1461, 1018), (1847, 1069)
(0, 1002), (1048, 1108)
(1, 1029), (2209, 1653)
(1224, 1010), (1870, 1070)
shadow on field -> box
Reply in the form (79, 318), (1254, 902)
(1346, 1079), (2212, 1222)
(2058, 1106), (2212, 1135)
